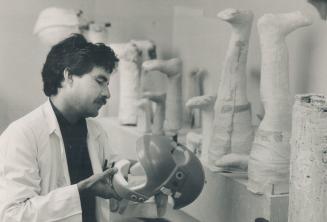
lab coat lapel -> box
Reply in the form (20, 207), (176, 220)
(43, 100), (71, 185)
(86, 119), (103, 174)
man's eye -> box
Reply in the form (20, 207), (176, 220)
(96, 79), (105, 85)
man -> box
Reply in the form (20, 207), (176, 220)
(0, 34), (122, 221)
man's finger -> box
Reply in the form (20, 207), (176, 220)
(100, 167), (118, 181)
(92, 167), (118, 183)
(118, 199), (129, 214)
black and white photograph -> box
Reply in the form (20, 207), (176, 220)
(0, 0), (326, 221)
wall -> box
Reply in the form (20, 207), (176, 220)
(0, 0), (95, 133)
(94, 0), (325, 125)
(171, 0), (321, 125)
(1, 0), (326, 132)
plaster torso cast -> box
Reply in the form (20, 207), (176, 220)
(209, 8), (254, 171)
(247, 11), (312, 193)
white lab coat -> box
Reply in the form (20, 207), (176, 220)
(0, 100), (120, 222)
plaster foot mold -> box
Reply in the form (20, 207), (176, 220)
(142, 58), (183, 135)
(185, 68), (206, 128)
(137, 98), (152, 134)
(143, 92), (166, 135)
(247, 11), (312, 193)
(186, 95), (216, 165)
(209, 8), (254, 171)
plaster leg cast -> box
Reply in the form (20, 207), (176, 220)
(186, 131), (203, 157)
(288, 94), (327, 222)
(143, 92), (166, 135)
(137, 98), (152, 134)
(247, 12), (312, 193)
(209, 8), (254, 171)
(186, 95), (216, 165)
(186, 68), (206, 128)
(142, 58), (183, 135)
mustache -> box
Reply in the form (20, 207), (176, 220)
(95, 97), (107, 105)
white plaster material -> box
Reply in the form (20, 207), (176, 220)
(289, 94), (327, 222)
(215, 153), (249, 171)
(209, 9), (254, 171)
(111, 43), (141, 125)
(136, 98), (152, 134)
(87, 23), (110, 44)
(247, 11), (312, 193)
(143, 92), (166, 135)
(186, 131), (202, 157)
(130, 40), (157, 61)
(186, 95), (216, 165)
(34, 7), (80, 46)
(142, 58), (183, 135)
(308, 0), (327, 20)
(186, 68), (206, 128)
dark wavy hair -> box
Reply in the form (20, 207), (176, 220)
(41, 34), (119, 96)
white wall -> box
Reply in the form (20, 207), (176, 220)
(1, 0), (326, 131)
(0, 0), (95, 132)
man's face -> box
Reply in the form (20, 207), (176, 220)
(71, 66), (111, 118)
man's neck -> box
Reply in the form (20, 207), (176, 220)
(50, 96), (82, 124)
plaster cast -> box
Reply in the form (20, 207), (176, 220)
(247, 11), (312, 193)
(142, 58), (183, 135)
(130, 40), (157, 61)
(142, 92), (166, 135)
(87, 23), (110, 44)
(289, 94), (327, 222)
(186, 95), (216, 165)
(209, 8), (254, 171)
(34, 7), (80, 46)
(111, 43), (141, 125)
(186, 131), (202, 157)
(186, 68), (206, 128)
(137, 98), (152, 134)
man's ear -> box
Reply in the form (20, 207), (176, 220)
(63, 68), (73, 86)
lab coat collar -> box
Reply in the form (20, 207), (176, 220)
(42, 99), (101, 139)
(43, 99), (61, 136)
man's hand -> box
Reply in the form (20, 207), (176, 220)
(77, 168), (121, 200)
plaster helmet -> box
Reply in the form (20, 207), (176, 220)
(112, 135), (205, 209)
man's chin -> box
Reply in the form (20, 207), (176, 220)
(86, 109), (99, 118)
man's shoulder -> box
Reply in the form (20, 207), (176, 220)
(5, 103), (48, 136)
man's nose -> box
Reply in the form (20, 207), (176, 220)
(102, 85), (111, 99)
